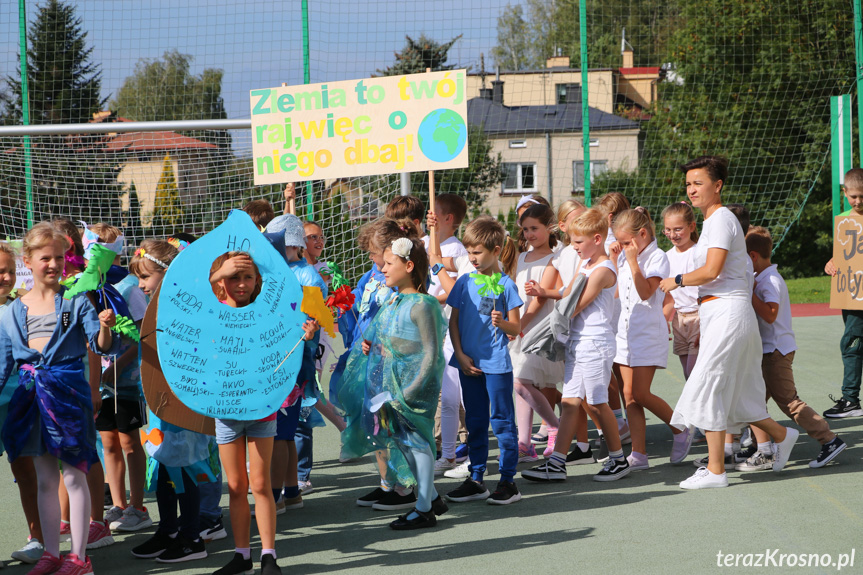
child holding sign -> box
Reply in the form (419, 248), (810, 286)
(340, 237), (448, 529)
(0, 223), (118, 575)
(823, 168), (863, 419)
(208, 251), (281, 575)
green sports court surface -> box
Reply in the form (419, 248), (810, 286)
(0, 314), (858, 574)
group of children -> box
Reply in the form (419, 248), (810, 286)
(0, 164), (858, 570)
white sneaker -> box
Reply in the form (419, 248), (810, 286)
(443, 460), (470, 479)
(11, 539), (44, 564)
(298, 480), (314, 495)
(680, 467), (728, 489)
(103, 505), (124, 526)
(772, 427), (799, 471)
(434, 458), (458, 477)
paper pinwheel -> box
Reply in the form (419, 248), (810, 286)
(325, 285), (355, 318)
(301, 285), (336, 337)
(61, 244), (140, 342)
(470, 272), (505, 341)
(321, 261), (350, 290)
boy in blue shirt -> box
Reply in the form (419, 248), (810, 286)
(445, 217), (523, 505)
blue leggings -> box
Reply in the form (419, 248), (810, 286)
(459, 371), (518, 482)
(396, 432), (438, 513)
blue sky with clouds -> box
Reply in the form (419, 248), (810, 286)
(1, 0), (514, 121)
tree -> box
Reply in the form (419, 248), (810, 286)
(111, 49), (230, 151)
(491, 0), (678, 71)
(491, 4), (530, 71)
(151, 154), (184, 237)
(376, 34), (504, 210)
(376, 34), (463, 76)
(590, 0), (855, 277)
(0, 0), (106, 124)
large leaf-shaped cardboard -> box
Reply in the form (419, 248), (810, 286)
(141, 284), (215, 435)
(156, 210), (305, 419)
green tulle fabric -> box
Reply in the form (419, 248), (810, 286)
(338, 293), (446, 487)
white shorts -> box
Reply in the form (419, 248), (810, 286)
(562, 338), (614, 403)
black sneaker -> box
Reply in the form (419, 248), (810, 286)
(521, 459), (566, 482)
(156, 536), (207, 563)
(809, 437), (847, 468)
(593, 457), (631, 482)
(487, 480), (521, 505)
(445, 478), (490, 502)
(261, 554), (282, 575)
(596, 436), (609, 463)
(356, 487), (387, 507)
(103, 483), (112, 510)
(131, 531), (174, 559)
(213, 552), (254, 575)
(566, 445), (596, 466)
(823, 395), (863, 418)
(199, 515), (227, 542)
(371, 489), (417, 511)
(431, 495), (449, 516)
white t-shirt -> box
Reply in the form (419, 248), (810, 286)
(604, 227), (617, 254)
(665, 246), (699, 312)
(571, 259), (616, 342)
(693, 207), (752, 299)
(553, 245), (581, 294)
(754, 264), (796, 355)
(616, 239), (670, 344)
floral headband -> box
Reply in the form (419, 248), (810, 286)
(391, 237), (413, 259)
(134, 247), (169, 269)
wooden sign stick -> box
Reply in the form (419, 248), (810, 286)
(426, 67), (439, 255)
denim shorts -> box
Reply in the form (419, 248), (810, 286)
(215, 417), (277, 445)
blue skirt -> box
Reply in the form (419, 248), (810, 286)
(2, 362), (99, 472)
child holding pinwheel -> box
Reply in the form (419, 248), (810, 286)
(444, 217), (524, 506)
(0, 223), (119, 575)
(79, 223), (152, 534)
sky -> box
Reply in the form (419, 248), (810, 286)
(0, 0), (514, 123)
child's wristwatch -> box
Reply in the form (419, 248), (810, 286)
(431, 263), (445, 275)
(675, 274), (684, 287)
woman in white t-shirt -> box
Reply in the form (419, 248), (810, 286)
(660, 155), (799, 490)
(661, 202), (701, 379)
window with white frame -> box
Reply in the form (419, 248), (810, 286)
(573, 160), (608, 191)
(503, 162), (536, 193)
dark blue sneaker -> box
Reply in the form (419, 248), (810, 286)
(455, 443), (469, 463)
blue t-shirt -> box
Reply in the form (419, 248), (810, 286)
(446, 272), (523, 374)
(102, 273), (148, 400)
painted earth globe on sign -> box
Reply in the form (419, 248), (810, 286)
(417, 108), (468, 163)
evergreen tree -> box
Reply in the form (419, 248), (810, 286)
(0, 0), (106, 124)
(376, 34), (463, 77)
(151, 154), (184, 236)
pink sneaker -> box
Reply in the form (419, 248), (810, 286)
(26, 553), (63, 575)
(59, 521), (71, 543)
(86, 520), (115, 550)
(543, 428), (558, 457)
(518, 442), (538, 463)
(55, 554), (93, 575)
